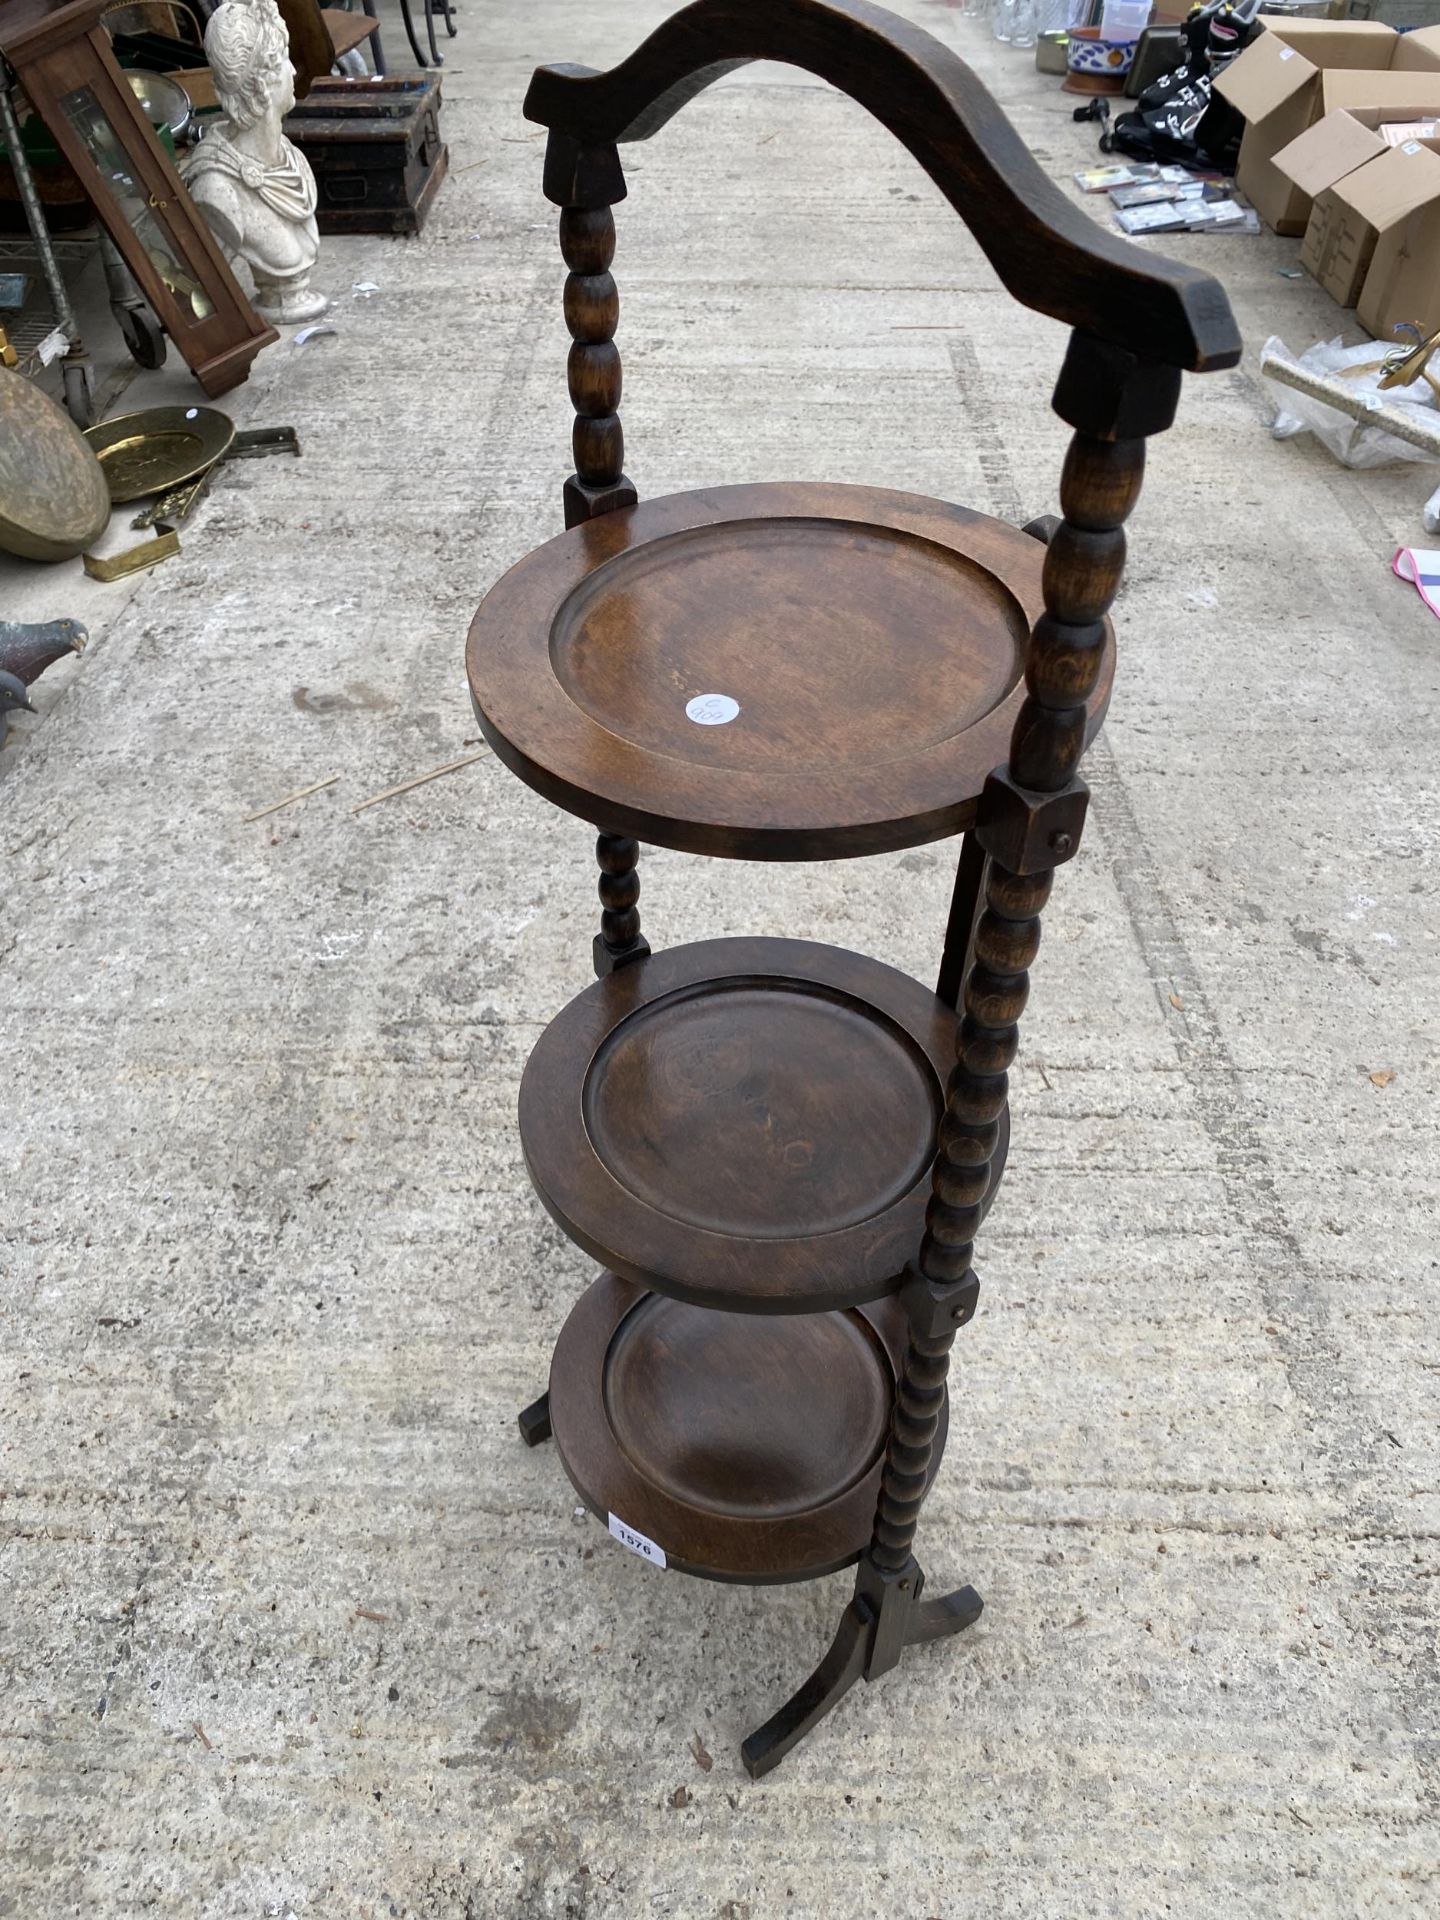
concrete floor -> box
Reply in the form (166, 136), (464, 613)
(3, 3), (1438, 1914)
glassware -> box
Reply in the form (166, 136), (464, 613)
(992, 0), (1015, 41)
(1011, 0), (1037, 47)
(1100, 0), (1152, 39)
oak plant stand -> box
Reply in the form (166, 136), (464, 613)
(466, 0), (1239, 1777)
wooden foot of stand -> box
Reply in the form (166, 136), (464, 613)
(518, 1391), (552, 1447)
(740, 1553), (982, 1779)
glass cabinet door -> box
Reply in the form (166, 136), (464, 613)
(56, 81), (214, 317)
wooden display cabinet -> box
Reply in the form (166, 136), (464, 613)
(0, 0), (276, 393)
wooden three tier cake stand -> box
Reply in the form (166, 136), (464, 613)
(465, 0), (1239, 1776)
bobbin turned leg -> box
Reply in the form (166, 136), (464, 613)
(543, 140), (652, 977)
(593, 831), (651, 977)
(746, 859), (1050, 1776)
(743, 333), (1179, 1777)
(545, 135), (638, 531)
(741, 1258), (988, 1777)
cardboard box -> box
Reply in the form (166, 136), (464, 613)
(1215, 19), (1440, 233)
(1274, 102), (1391, 199)
(1356, 138), (1440, 337)
(1274, 105), (1440, 298)
(1283, 111), (1390, 292)
(1324, 142), (1440, 303)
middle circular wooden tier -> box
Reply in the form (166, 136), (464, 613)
(466, 481), (1115, 861)
(519, 936), (1010, 1316)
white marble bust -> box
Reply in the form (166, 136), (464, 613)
(183, 0), (327, 325)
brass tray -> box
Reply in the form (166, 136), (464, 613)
(83, 405), (236, 504)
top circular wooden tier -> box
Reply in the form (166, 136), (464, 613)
(466, 482), (1115, 861)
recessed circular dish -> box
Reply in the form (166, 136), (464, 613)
(0, 366), (110, 562)
(606, 1292), (893, 1515)
(548, 515), (1025, 772)
(582, 980), (941, 1241)
(83, 404), (235, 503)
(549, 1272), (949, 1583)
(520, 936), (1009, 1316)
(467, 481), (1115, 860)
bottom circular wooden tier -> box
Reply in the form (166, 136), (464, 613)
(550, 1271), (948, 1583)
(520, 937), (1009, 1316)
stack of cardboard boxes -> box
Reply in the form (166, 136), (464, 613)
(1215, 17), (1440, 335)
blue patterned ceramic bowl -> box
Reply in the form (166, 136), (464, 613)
(1066, 27), (1138, 76)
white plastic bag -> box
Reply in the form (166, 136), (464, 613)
(1263, 334), (1438, 465)
(1261, 335), (1440, 533)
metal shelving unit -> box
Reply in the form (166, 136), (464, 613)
(0, 55), (95, 422)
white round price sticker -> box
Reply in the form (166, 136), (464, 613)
(685, 693), (740, 726)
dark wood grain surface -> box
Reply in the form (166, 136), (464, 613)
(519, 936), (1009, 1315)
(548, 1272), (948, 1582)
(467, 482), (1115, 860)
(524, 0), (1240, 373)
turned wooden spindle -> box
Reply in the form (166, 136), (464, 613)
(593, 831), (651, 977)
(547, 138), (637, 531)
(869, 334), (1171, 1577)
(871, 865), (1050, 1572)
(543, 139), (648, 965)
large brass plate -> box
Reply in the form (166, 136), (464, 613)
(83, 406), (235, 503)
(0, 367), (111, 563)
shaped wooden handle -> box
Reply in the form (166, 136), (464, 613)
(524, 0), (1240, 373)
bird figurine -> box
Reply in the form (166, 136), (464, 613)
(0, 669), (37, 749)
(0, 616), (86, 686)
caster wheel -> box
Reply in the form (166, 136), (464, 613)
(118, 303), (167, 370)
(60, 356), (94, 429)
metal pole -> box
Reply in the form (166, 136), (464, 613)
(0, 57), (79, 343)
